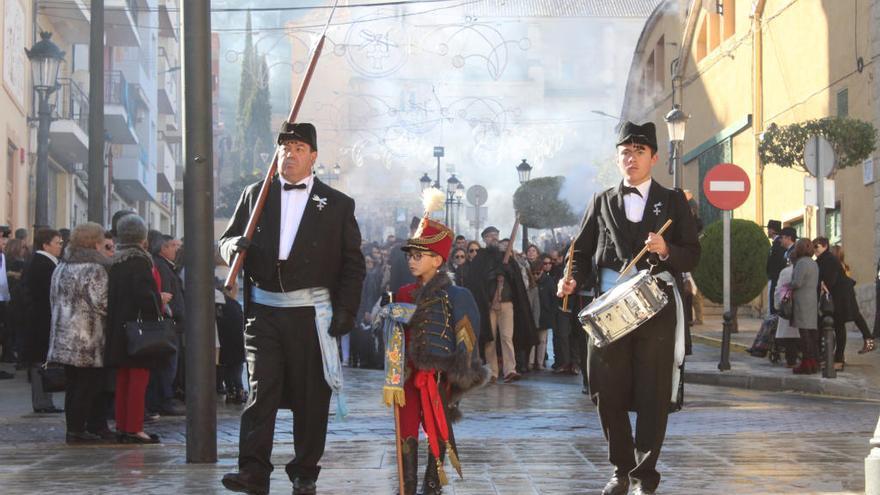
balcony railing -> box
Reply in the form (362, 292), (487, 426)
(105, 70), (138, 131)
(51, 78), (90, 136)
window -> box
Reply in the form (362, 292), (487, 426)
(722, 0), (735, 40)
(655, 36), (666, 92)
(5, 142), (14, 225)
(708, 10), (721, 51)
(837, 89), (849, 118)
(696, 17), (708, 62)
(826, 203), (842, 245)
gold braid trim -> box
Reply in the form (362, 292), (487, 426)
(407, 229), (450, 245)
(455, 316), (477, 354)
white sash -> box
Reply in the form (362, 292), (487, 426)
(251, 286), (348, 420)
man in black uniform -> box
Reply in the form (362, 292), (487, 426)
(219, 122), (365, 495)
(558, 122), (700, 495)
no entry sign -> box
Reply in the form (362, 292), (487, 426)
(703, 163), (750, 211)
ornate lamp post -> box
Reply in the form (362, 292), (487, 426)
(665, 103), (688, 190)
(516, 158), (532, 251)
(445, 174), (460, 226)
(26, 32), (65, 228)
(419, 172), (433, 193)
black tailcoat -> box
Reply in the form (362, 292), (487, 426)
(569, 179), (700, 489)
(219, 176), (365, 319)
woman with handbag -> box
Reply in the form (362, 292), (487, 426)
(789, 239), (820, 375)
(105, 215), (165, 444)
(815, 238), (874, 371)
(773, 261), (800, 368)
(47, 223), (113, 443)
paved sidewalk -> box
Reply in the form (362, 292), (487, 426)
(686, 315), (880, 400)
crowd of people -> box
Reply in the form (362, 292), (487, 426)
(350, 217), (587, 386)
(757, 222), (878, 374)
(0, 210), (246, 445)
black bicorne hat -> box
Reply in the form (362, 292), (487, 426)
(616, 121), (658, 152)
(277, 121), (317, 151)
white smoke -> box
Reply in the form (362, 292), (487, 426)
(214, 1), (653, 243)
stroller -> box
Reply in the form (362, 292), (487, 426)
(747, 314), (781, 364)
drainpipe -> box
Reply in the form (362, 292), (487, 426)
(752, 0), (767, 228)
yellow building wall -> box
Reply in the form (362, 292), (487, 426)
(0, 0), (33, 230)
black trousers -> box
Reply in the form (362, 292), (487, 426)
(587, 286), (676, 491)
(63, 366), (108, 433)
(239, 304), (332, 483)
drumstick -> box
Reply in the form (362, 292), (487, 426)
(616, 219), (673, 282)
(561, 242), (576, 312)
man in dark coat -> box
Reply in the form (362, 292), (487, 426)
(219, 122), (365, 495)
(480, 226), (537, 382)
(22, 228), (64, 413)
(458, 239), (493, 362)
(765, 220), (786, 315)
(149, 234), (185, 416)
(559, 122), (700, 495)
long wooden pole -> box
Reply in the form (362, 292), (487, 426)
(394, 405), (405, 495)
(224, 1), (339, 290)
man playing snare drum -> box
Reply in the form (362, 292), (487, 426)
(558, 121), (700, 495)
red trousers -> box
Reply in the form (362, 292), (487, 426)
(116, 367), (150, 433)
(399, 373), (424, 438)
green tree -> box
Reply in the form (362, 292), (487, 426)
(231, 13), (274, 179)
(513, 176), (579, 229)
(758, 117), (877, 172)
(692, 219), (769, 329)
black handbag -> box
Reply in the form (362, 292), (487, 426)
(778, 286), (794, 320)
(819, 292), (835, 316)
(125, 292), (177, 359)
(38, 365), (67, 393)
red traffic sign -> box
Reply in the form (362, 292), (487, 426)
(703, 163), (750, 211)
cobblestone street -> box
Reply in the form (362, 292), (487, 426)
(0, 365), (876, 494)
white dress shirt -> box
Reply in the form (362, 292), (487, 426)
(278, 174), (314, 260)
(622, 178), (652, 223)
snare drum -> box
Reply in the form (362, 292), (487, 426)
(578, 270), (668, 348)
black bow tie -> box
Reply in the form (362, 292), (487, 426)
(283, 182), (307, 191)
(621, 185), (642, 197)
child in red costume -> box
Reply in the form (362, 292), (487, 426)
(391, 215), (486, 495)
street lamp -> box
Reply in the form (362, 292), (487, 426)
(26, 31), (65, 228)
(419, 173), (432, 192)
(665, 103), (689, 190)
(516, 159), (532, 251)
(446, 174), (460, 226)
(454, 181), (466, 234)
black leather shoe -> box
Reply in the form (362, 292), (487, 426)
(221, 471), (269, 495)
(602, 476), (630, 495)
(292, 477), (316, 494)
(65, 431), (103, 444)
(34, 406), (63, 414)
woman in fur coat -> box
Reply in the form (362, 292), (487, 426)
(47, 223), (113, 443)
